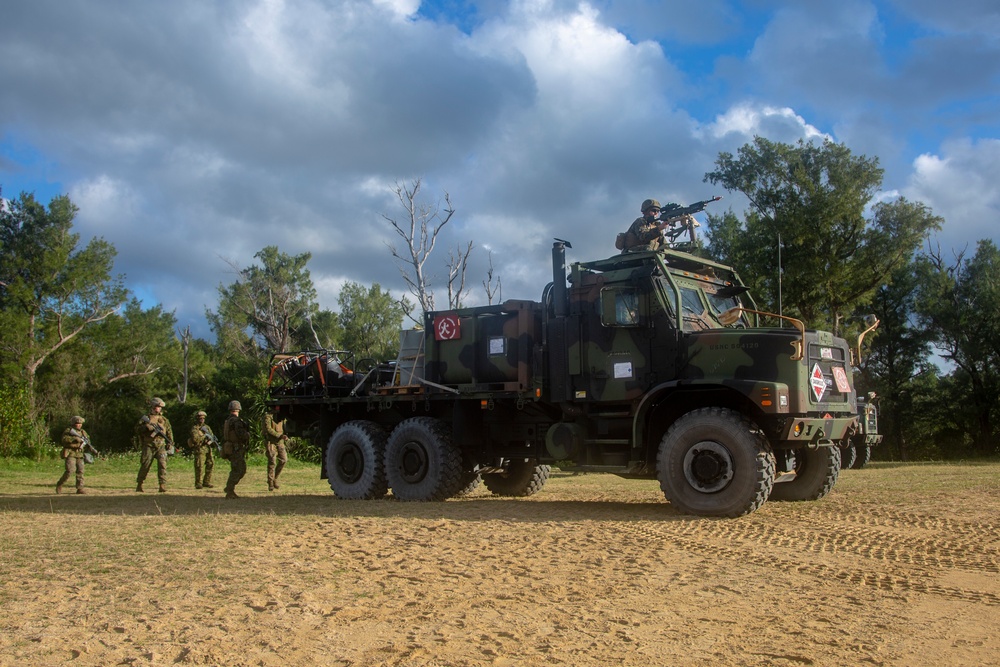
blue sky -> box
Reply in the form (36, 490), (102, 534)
(1, 0), (998, 339)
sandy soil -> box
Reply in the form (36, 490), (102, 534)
(0, 467), (998, 666)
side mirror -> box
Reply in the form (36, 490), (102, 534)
(717, 307), (742, 326)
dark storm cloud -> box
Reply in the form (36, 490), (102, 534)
(1, 0), (997, 339)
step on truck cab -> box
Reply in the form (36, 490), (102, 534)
(268, 241), (865, 517)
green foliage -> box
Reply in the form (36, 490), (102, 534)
(0, 191), (128, 396)
(0, 383), (54, 458)
(291, 308), (343, 350)
(210, 356), (270, 452)
(865, 263), (933, 460)
(208, 245), (319, 359)
(914, 240), (1000, 456)
(338, 282), (411, 361)
(704, 137), (941, 334)
(288, 437), (323, 465)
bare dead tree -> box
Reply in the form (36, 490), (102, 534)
(483, 250), (502, 305)
(382, 178), (456, 315)
(105, 352), (161, 384)
(176, 325), (192, 404)
(446, 241), (474, 309)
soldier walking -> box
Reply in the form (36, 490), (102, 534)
(187, 410), (216, 489)
(263, 407), (289, 491)
(222, 400), (250, 499)
(135, 397), (174, 493)
(56, 416), (91, 494)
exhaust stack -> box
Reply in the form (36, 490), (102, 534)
(551, 239), (570, 318)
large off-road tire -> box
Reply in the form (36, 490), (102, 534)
(385, 417), (463, 501)
(769, 446), (840, 502)
(851, 444), (872, 469)
(483, 460), (551, 497)
(453, 472), (482, 498)
(841, 443), (858, 470)
(657, 408), (775, 517)
(326, 421), (388, 500)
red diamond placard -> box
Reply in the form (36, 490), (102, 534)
(810, 363), (827, 401)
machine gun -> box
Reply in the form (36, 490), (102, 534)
(140, 415), (176, 456)
(69, 428), (101, 464)
(659, 196), (722, 247)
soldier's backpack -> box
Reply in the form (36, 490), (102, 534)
(615, 231), (637, 251)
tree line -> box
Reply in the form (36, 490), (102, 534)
(0, 187), (421, 459)
(704, 137), (999, 460)
(2, 141), (997, 461)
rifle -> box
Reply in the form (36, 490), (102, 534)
(200, 425), (222, 453)
(140, 415), (176, 456)
(658, 196), (722, 246)
(70, 428), (101, 464)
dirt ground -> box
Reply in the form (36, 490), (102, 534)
(0, 463), (998, 666)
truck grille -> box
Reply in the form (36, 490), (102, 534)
(806, 341), (851, 404)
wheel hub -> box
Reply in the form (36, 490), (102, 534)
(683, 440), (734, 493)
(399, 441), (429, 483)
(336, 444), (363, 483)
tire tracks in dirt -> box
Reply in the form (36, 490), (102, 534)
(622, 505), (1000, 607)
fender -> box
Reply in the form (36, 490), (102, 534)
(631, 378), (790, 452)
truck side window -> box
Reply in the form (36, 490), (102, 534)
(680, 287), (705, 316)
(601, 288), (640, 327)
(679, 286), (709, 331)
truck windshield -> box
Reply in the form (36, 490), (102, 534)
(706, 291), (741, 317)
(678, 285), (747, 331)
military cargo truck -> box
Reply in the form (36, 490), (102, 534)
(267, 241), (866, 517)
(843, 392), (881, 469)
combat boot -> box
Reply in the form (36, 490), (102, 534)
(272, 481), (280, 490)
(55, 484), (63, 494)
(225, 489), (239, 499)
(195, 483), (203, 489)
(76, 488), (87, 495)
(136, 483), (144, 492)
(203, 482), (214, 488)
(158, 484), (167, 493)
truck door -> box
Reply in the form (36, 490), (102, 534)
(579, 285), (654, 402)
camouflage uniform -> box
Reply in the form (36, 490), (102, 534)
(135, 399), (174, 493)
(623, 216), (663, 252)
(223, 402), (250, 499)
(187, 412), (216, 489)
(622, 199), (663, 253)
(57, 419), (89, 494)
(262, 411), (289, 491)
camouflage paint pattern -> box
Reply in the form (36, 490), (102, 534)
(268, 244), (867, 484)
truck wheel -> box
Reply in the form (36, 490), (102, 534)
(769, 446), (840, 502)
(657, 408), (775, 517)
(326, 421), (389, 499)
(386, 417), (463, 501)
(453, 472), (482, 498)
(841, 443), (857, 470)
(483, 460), (551, 497)
(851, 444), (872, 469)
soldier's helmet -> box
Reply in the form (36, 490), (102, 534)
(195, 410), (207, 418)
(150, 397), (166, 408)
(641, 198), (661, 213)
(228, 400), (242, 411)
(71, 415), (85, 425)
